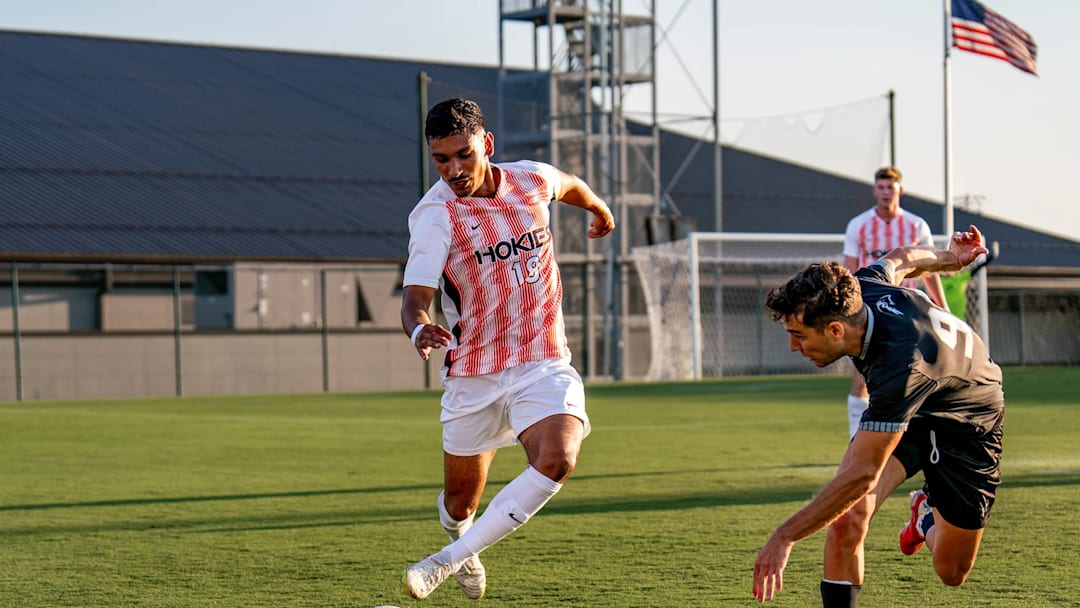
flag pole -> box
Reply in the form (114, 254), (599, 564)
(943, 0), (954, 237)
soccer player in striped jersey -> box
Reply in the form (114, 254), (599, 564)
(753, 226), (1002, 607)
(842, 166), (949, 438)
(400, 98), (614, 601)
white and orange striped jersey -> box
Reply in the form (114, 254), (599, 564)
(404, 160), (570, 377)
(843, 207), (934, 289)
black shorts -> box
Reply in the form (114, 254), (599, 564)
(891, 412), (1004, 530)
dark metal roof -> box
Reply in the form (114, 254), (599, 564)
(0, 30), (498, 262)
(1, 29), (1077, 268)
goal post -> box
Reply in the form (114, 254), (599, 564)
(631, 232), (988, 381)
(633, 232), (847, 381)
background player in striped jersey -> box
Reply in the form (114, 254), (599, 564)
(842, 166), (949, 438)
(400, 98), (615, 601)
(753, 226), (1001, 607)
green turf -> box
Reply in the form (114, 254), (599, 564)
(1, 366), (1077, 607)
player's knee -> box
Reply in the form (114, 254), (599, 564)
(825, 498), (868, 552)
(936, 567), (970, 587)
(934, 559), (973, 587)
(827, 505), (870, 549)
(443, 489), (481, 520)
(532, 452), (577, 483)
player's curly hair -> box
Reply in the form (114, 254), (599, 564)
(765, 261), (864, 330)
(425, 98), (486, 141)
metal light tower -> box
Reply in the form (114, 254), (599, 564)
(498, 0), (658, 380)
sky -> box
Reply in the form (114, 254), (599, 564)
(3, 0), (1077, 242)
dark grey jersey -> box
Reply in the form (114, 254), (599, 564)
(853, 262), (1004, 435)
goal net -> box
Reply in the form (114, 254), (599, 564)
(631, 233), (849, 380)
(632, 232), (990, 381)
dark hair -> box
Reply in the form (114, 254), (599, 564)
(425, 98), (485, 141)
(765, 262), (864, 330)
(874, 166), (902, 182)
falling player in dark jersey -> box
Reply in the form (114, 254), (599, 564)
(751, 226), (1001, 608)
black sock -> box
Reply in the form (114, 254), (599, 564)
(820, 580), (861, 608)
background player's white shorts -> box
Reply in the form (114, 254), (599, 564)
(440, 356), (589, 457)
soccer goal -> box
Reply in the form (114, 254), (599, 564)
(632, 233), (846, 380)
(631, 232), (989, 381)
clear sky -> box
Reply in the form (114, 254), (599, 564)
(3, 0), (1076, 242)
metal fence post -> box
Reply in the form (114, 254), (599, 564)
(10, 263), (23, 401)
(320, 269), (329, 392)
(172, 265), (183, 397)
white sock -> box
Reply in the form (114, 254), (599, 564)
(437, 490), (474, 541)
(847, 395), (869, 438)
(443, 466), (561, 567)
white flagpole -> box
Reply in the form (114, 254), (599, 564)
(946, 0), (990, 347)
(943, 0), (954, 237)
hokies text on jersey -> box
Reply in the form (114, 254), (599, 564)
(472, 225), (551, 265)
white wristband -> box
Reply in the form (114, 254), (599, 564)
(410, 324), (425, 347)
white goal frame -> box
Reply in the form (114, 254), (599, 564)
(632, 232), (987, 381)
(685, 233), (843, 380)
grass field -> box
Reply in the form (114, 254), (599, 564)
(1, 366), (1078, 607)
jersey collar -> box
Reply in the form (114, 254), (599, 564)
(857, 304), (874, 360)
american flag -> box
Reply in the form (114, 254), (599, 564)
(951, 0), (1037, 76)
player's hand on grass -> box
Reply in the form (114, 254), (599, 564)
(752, 532), (793, 603)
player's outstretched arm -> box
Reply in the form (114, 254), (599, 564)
(552, 170), (615, 238)
(752, 430), (902, 603)
(882, 225), (988, 286)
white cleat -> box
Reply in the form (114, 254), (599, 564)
(453, 553), (486, 600)
(402, 551), (454, 600)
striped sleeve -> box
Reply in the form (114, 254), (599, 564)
(403, 185), (453, 288)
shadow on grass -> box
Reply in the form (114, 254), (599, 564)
(0, 464), (833, 513)
(0, 508), (436, 537)
(4, 465), (1076, 513)
(553, 468), (1080, 519)
(0, 485), (437, 512)
(999, 471), (1080, 489)
(551, 486), (819, 516)
(2, 469), (1075, 537)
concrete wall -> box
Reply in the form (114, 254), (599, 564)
(0, 286), (99, 331)
(0, 317), (644, 402)
(230, 263), (402, 331)
(101, 289), (195, 331)
(0, 330), (441, 402)
(2, 264), (404, 334)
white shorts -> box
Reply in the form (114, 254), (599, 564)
(440, 357), (589, 457)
